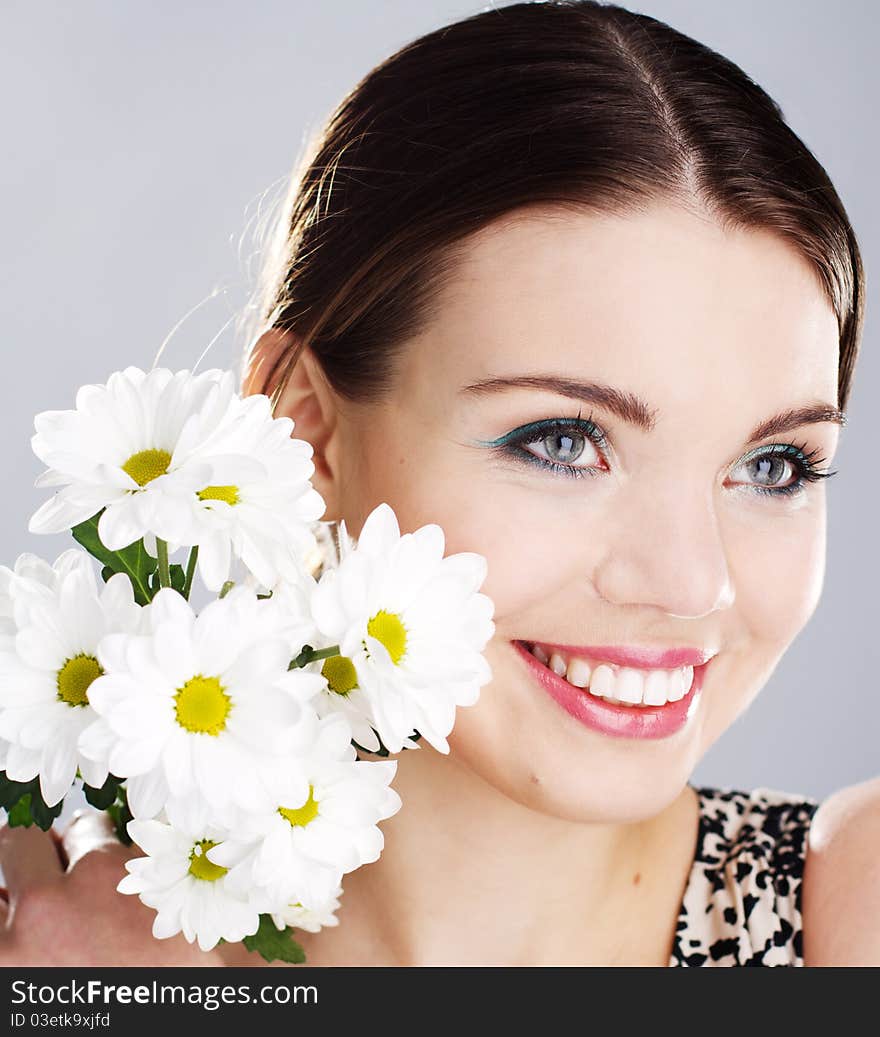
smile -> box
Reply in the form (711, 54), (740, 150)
(528, 642), (695, 706)
(513, 640), (713, 740)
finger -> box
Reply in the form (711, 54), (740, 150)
(0, 824), (65, 902)
(61, 810), (121, 872)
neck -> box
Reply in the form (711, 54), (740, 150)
(291, 743), (698, 966)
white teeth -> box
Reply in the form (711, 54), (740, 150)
(616, 668), (645, 705)
(668, 666), (693, 702)
(527, 643), (697, 708)
(643, 669), (670, 706)
(566, 657), (592, 688)
(548, 652), (567, 676)
(589, 664), (616, 699)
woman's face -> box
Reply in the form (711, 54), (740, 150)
(279, 202), (842, 824)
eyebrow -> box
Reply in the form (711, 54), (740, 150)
(459, 375), (847, 444)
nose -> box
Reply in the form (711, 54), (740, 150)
(589, 477), (735, 620)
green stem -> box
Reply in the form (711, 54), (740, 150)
(156, 538), (171, 589)
(182, 545), (199, 599)
(219, 580), (235, 599)
(290, 644), (341, 669)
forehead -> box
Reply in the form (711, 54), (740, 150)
(423, 202), (839, 404)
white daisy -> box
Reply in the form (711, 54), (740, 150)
(119, 796), (261, 952)
(78, 585), (324, 819)
(28, 366), (235, 551)
(261, 570), (385, 753)
(311, 664), (387, 754)
(0, 550), (143, 806)
(309, 503), (495, 754)
(270, 884), (343, 934)
(210, 712), (401, 912)
(172, 391), (326, 592)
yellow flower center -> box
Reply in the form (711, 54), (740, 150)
(321, 655), (358, 695)
(278, 786), (319, 828)
(188, 839), (228, 882)
(197, 485), (240, 506)
(174, 675), (231, 735)
(121, 448), (172, 487)
(56, 653), (103, 707)
(367, 609), (407, 664)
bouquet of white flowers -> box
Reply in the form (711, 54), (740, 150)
(0, 366), (495, 962)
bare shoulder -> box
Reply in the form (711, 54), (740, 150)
(802, 775), (880, 966)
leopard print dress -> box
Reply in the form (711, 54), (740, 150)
(668, 785), (819, 966)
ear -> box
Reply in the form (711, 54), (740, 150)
(242, 325), (291, 400)
(243, 327), (343, 521)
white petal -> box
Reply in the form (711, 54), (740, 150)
(4, 741), (41, 783)
(38, 729), (80, 806)
(355, 503), (400, 557)
(109, 735), (165, 778)
(98, 502), (145, 552)
(77, 717), (117, 763)
(126, 769), (171, 819)
(147, 587), (195, 631)
(152, 912), (183, 940)
(28, 493), (108, 536)
(78, 753), (110, 790)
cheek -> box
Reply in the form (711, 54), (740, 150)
(733, 504), (827, 652)
(337, 423), (570, 622)
(701, 501), (828, 746)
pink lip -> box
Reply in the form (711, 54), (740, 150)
(513, 640), (709, 740)
(527, 642), (715, 669)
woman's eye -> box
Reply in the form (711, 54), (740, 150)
(524, 429), (593, 467)
(482, 417), (608, 480)
(730, 453), (798, 492)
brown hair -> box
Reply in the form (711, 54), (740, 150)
(249, 0), (864, 412)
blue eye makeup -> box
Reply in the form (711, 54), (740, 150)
(477, 414), (838, 498)
(478, 415), (608, 480)
(734, 441), (837, 498)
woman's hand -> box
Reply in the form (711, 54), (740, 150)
(0, 811), (225, 966)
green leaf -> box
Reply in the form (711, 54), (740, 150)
(29, 792), (64, 830)
(168, 564), (186, 593)
(83, 774), (123, 810)
(243, 915), (307, 964)
(101, 565), (115, 584)
(0, 771), (31, 810)
(149, 566), (184, 593)
(106, 785), (133, 845)
(71, 510), (158, 605)
(0, 773), (64, 831)
(7, 794), (35, 827)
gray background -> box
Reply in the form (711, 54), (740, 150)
(1, 0), (876, 802)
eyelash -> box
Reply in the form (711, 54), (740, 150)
(487, 413), (838, 499)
